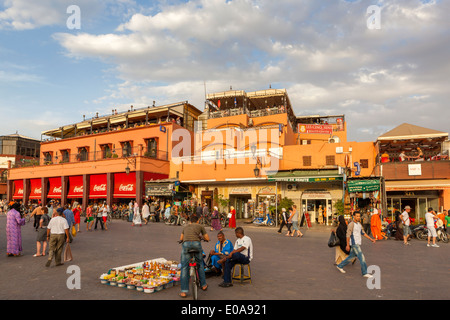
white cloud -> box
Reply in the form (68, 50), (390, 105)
(48, 0), (450, 141)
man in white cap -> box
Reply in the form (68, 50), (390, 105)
(401, 206), (412, 245)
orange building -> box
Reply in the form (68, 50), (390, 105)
(170, 89), (379, 224)
(7, 102), (202, 209)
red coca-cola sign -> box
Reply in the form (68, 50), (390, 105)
(89, 174), (107, 199)
(114, 172), (136, 198)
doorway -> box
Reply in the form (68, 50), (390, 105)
(230, 195), (251, 219)
(302, 198), (333, 225)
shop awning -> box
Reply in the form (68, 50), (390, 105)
(67, 176), (84, 199)
(89, 174), (107, 199)
(47, 177), (62, 199)
(347, 179), (380, 193)
(268, 170), (343, 183)
(13, 180), (24, 199)
(113, 172), (136, 198)
(386, 179), (450, 191)
(29, 179), (42, 199)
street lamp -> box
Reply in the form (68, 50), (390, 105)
(253, 165), (260, 178)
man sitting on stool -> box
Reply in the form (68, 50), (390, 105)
(218, 227), (253, 287)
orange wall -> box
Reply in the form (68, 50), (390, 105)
(281, 141), (376, 176)
(40, 122), (182, 163)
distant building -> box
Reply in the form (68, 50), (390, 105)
(0, 133), (41, 199)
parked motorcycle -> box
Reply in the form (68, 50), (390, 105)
(253, 213), (275, 227)
(165, 214), (188, 226)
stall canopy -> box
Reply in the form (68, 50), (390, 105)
(29, 178), (42, 200)
(47, 177), (62, 199)
(89, 174), (107, 199)
(13, 180), (24, 199)
(67, 175), (84, 199)
(377, 123), (448, 141)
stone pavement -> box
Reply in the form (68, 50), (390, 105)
(0, 216), (448, 301)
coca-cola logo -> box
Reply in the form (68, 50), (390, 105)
(34, 187), (42, 194)
(18, 188), (23, 194)
(93, 184), (106, 192)
(119, 184), (134, 192)
(73, 186), (83, 193)
(53, 186), (62, 193)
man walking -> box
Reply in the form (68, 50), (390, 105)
(277, 208), (289, 234)
(336, 211), (376, 278)
(425, 208), (439, 248)
(401, 206), (412, 245)
(63, 205), (75, 242)
(46, 208), (70, 267)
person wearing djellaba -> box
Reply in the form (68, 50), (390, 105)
(6, 201), (26, 257)
(209, 231), (234, 276)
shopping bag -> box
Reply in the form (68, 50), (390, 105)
(328, 231), (340, 248)
(71, 225), (77, 237)
(64, 243), (73, 262)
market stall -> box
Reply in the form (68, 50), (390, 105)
(99, 258), (180, 294)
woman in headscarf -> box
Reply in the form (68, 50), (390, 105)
(228, 206), (236, 229)
(6, 202), (26, 257)
(334, 215), (355, 265)
(394, 211), (404, 241)
(132, 201), (142, 226)
(210, 206), (222, 231)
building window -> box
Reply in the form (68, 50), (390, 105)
(360, 159), (369, 168)
(326, 155), (335, 166)
(43, 152), (53, 164)
(60, 149), (70, 163)
(145, 138), (158, 158)
(101, 144), (112, 159)
(77, 147), (88, 161)
(122, 141), (133, 157)
(303, 156), (312, 166)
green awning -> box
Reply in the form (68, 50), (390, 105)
(268, 170), (343, 183)
(347, 179), (380, 192)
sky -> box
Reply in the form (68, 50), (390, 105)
(0, 0), (449, 142)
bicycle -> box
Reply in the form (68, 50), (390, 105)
(178, 238), (208, 300)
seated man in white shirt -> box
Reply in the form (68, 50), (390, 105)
(219, 227), (253, 287)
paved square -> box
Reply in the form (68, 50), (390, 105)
(0, 216), (448, 300)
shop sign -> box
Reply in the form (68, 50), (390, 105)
(408, 164), (422, 176)
(258, 186), (275, 194)
(347, 180), (380, 193)
(270, 176), (343, 183)
(230, 187), (252, 195)
(146, 184), (173, 196)
(298, 124), (333, 135)
(302, 192), (332, 199)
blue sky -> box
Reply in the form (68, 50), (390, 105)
(0, 0), (449, 142)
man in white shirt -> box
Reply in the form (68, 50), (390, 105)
(45, 208), (70, 267)
(425, 208), (439, 248)
(219, 227), (253, 287)
(401, 206), (412, 245)
(336, 211), (376, 278)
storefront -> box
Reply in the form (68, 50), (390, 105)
(346, 178), (383, 216)
(386, 191), (440, 224)
(301, 191), (333, 225)
(269, 170), (344, 226)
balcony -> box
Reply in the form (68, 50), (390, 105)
(13, 146), (168, 168)
(378, 159), (450, 180)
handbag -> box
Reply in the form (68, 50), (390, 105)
(71, 225), (77, 237)
(64, 243), (73, 262)
(328, 231), (340, 247)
